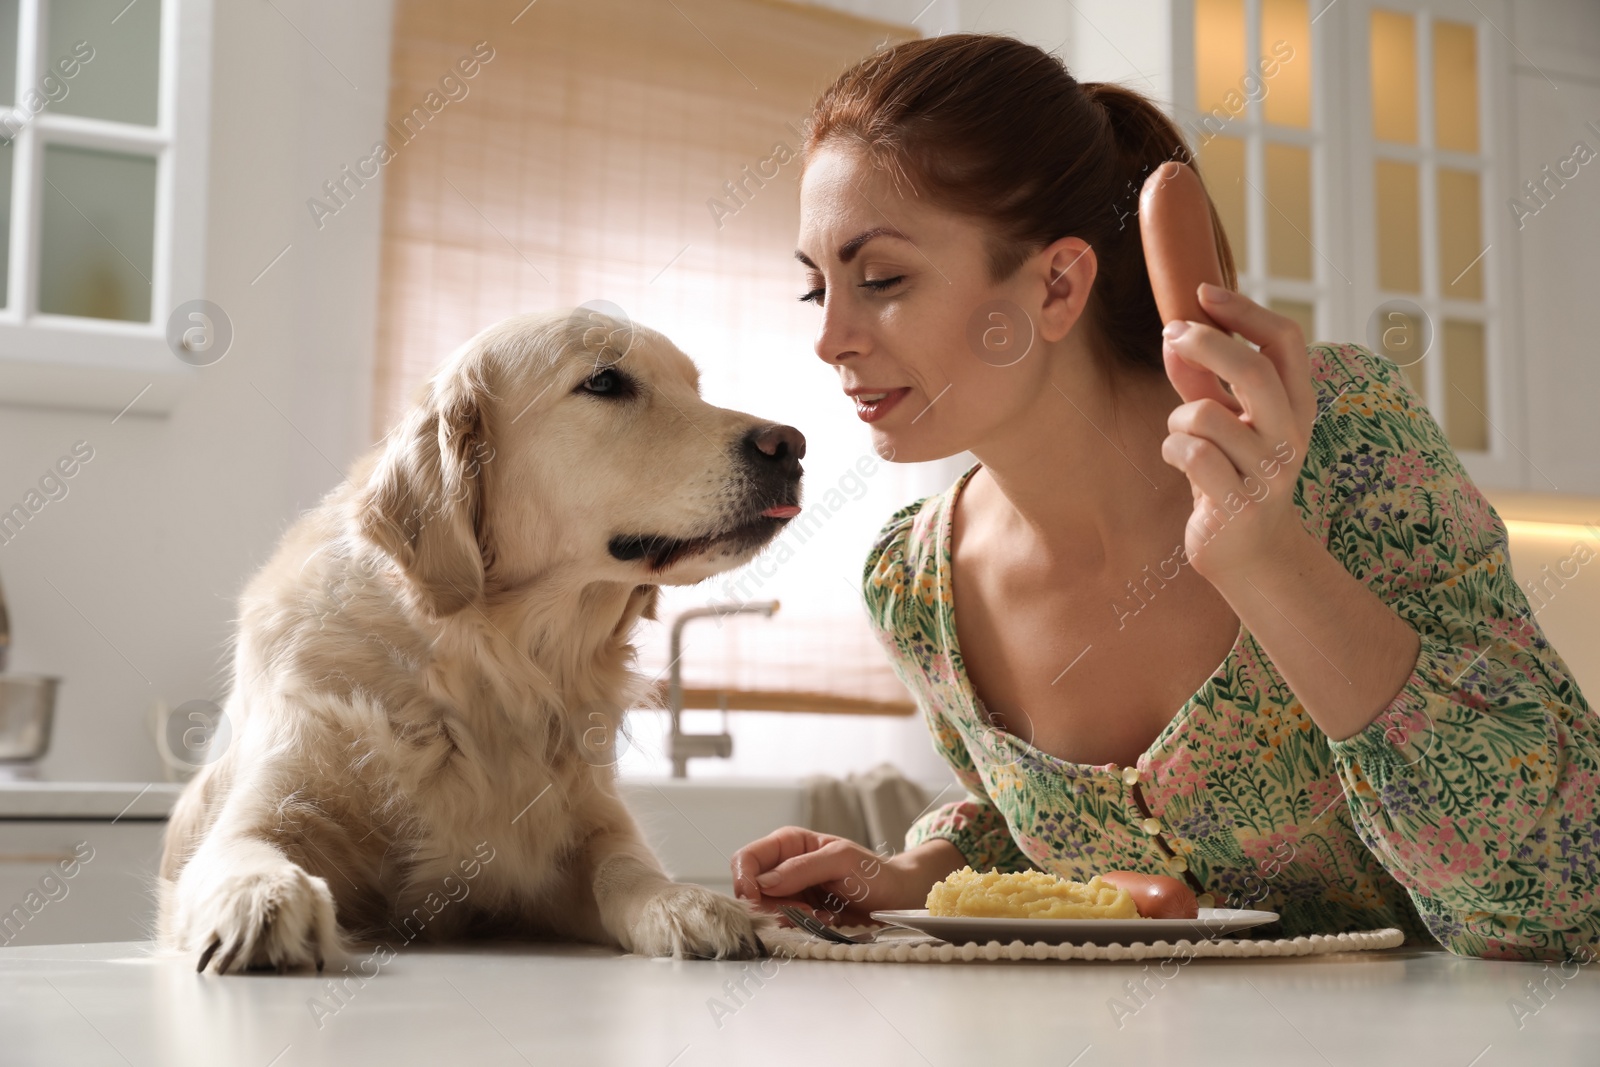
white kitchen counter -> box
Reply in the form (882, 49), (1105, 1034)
(0, 938), (1593, 1065)
(0, 776), (818, 950)
(0, 780), (182, 820)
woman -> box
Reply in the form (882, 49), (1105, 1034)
(728, 33), (1599, 962)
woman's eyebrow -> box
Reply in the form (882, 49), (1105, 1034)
(794, 226), (911, 269)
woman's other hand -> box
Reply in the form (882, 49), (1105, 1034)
(1159, 283), (1319, 581)
(730, 827), (964, 926)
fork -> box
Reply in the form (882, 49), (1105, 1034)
(777, 904), (879, 945)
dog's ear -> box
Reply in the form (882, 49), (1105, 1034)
(636, 585), (661, 622)
(357, 375), (487, 618)
(610, 584), (661, 643)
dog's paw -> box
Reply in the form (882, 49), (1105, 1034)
(186, 865), (340, 975)
(628, 883), (774, 960)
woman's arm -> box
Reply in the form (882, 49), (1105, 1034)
(1211, 519), (1422, 741)
(1164, 301), (1600, 960)
(729, 827), (964, 922)
(1302, 345), (1600, 960)
(1160, 289), (1424, 738)
(897, 837), (968, 895)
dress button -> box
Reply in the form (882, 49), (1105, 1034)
(1166, 855), (1188, 873)
(1140, 817), (1163, 836)
(1121, 766), (1140, 786)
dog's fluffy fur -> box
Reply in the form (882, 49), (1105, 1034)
(158, 309), (804, 973)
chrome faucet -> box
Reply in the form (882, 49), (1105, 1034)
(0, 569), (9, 672)
(667, 600), (778, 778)
(0, 570), (59, 762)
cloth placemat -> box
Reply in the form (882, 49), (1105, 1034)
(759, 924), (1407, 963)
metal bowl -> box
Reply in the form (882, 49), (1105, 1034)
(0, 675), (58, 761)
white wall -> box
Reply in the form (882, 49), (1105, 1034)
(1508, 0), (1600, 494)
(0, 0), (394, 780)
(802, 0), (1067, 51)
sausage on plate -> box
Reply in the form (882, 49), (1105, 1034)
(1100, 870), (1201, 919)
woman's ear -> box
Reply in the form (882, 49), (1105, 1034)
(1037, 236), (1097, 343)
(356, 376), (486, 618)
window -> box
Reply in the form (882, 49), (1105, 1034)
(0, 0), (211, 415)
(373, 0), (946, 778)
(1177, 0), (1519, 485)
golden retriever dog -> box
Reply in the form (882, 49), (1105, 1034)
(158, 308), (803, 973)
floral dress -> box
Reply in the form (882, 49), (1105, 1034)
(862, 341), (1600, 961)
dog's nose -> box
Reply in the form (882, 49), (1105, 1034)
(744, 423), (806, 478)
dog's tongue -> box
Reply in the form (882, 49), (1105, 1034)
(762, 505), (802, 519)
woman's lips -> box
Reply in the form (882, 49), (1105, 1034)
(853, 387), (911, 423)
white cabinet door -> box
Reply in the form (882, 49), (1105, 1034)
(0, 820), (164, 947)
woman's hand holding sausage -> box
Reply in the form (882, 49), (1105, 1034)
(1159, 283), (1319, 583)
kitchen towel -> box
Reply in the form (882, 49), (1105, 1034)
(800, 761), (933, 852)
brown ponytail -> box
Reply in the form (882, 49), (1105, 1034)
(803, 34), (1238, 378)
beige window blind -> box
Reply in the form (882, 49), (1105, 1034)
(373, 0), (929, 716)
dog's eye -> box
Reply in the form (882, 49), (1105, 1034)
(576, 368), (632, 398)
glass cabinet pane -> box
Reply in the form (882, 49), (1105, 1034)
(1373, 306), (1429, 397)
(1195, 0), (1247, 118)
(1265, 142), (1312, 279)
(1433, 19), (1479, 154)
(1268, 298), (1314, 341)
(1443, 319), (1487, 450)
(38, 145), (156, 322)
(0, 0), (17, 108)
(1438, 167), (1483, 300)
(1375, 159), (1420, 292)
(1261, 0), (1311, 128)
(47, 0), (161, 126)
(1198, 135), (1248, 274)
(1370, 9), (1418, 144)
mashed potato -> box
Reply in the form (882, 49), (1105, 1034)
(925, 866), (1139, 919)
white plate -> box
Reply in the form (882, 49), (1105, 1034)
(868, 908), (1280, 946)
